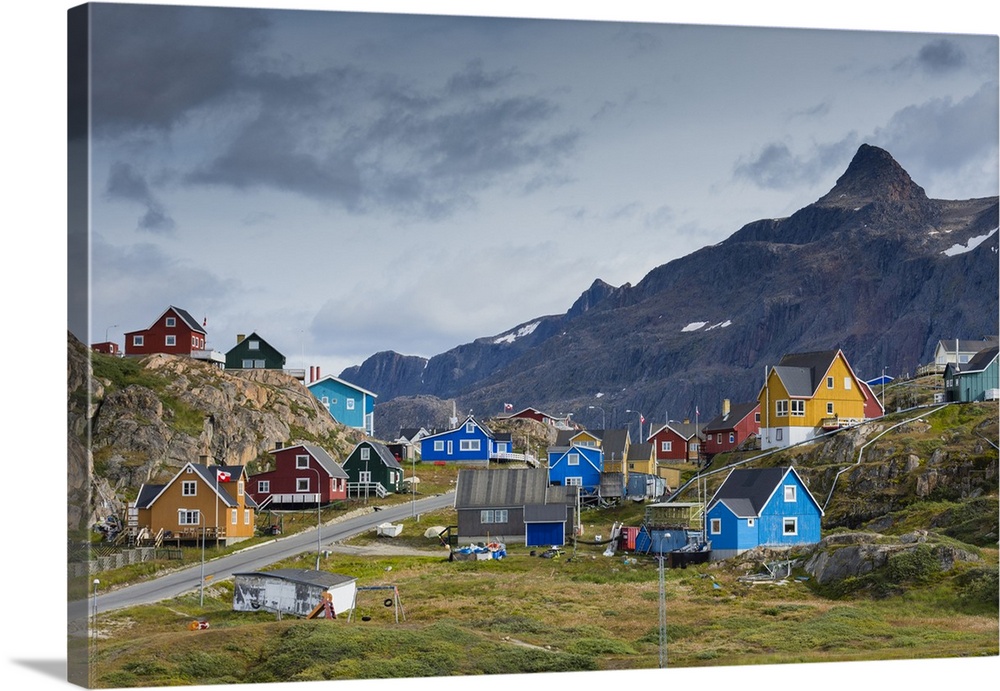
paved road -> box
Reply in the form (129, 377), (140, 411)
(73, 491), (455, 621)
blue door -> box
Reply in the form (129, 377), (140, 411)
(526, 522), (565, 547)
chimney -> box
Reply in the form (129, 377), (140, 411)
(309, 366), (314, 382)
(722, 399), (730, 416)
(199, 454), (209, 465)
(274, 441), (284, 450)
(237, 334), (245, 344)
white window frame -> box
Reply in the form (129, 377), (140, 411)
(716, 433), (722, 443)
(321, 396), (329, 406)
(747, 518), (755, 527)
(296, 454), (310, 469)
(729, 432), (735, 444)
(346, 399), (356, 410)
(790, 400), (805, 417)
(567, 453), (580, 465)
(434, 440), (445, 451)
(844, 377), (852, 390)
(296, 477), (310, 492)
(359, 471), (371, 483)
(237, 480), (244, 497)
(165, 317), (176, 327)
(254, 359), (265, 368)
(827, 402), (835, 415)
(165, 335), (176, 347)
(466, 422), (475, 433)
(460, 439), (481, 452)
(231, 508), (238, 525)
(710, 518), (721, 535)
(826, 376), (834, 388)
(248, 340), (260, 350)
(783, 517), (798, 536)
(182, 480), (196, 496)
(178, 509), (200, 526)
(784, 485), (797, 502)
(133, 335), (144, 346)
(244, 509), (251, 525)
(776, 400), (788, 417)
(754, 412), (761, 423)
(258, 480), (270, 494)
(565, 477), (583, 486)
(480, 509), (509, 524)
(776, 429), (783, 441)
(242, 359), (254, 368)
(361, 447), (370, 460)
(661, 441), (672, 452)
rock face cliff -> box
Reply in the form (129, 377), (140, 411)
(344, 144), (998, 432)
(68, 331), (360, 531)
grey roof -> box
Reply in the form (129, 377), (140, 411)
(707, 466), (793, 517)
(702, 402), (760, 433)
(169, 305), (207, 334)
(937, 337), (999, 354)
(553, 428), (629, 453)
(772, 350), (840, 396)
(233, 568), (356, 588)
(455, 468), (550, 508)
(274, 444), (349, 479)
(545, 484), (579, 505)
(965, 346), (999, 372)
(523, 503), (567, 522)
(650, 421), (703, 441)
(136, 463), (257, 509)
(134, 483), (166, 509)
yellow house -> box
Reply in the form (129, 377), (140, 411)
(132, 461), (257, 545)
(625, 442), (656, 476)
(757, 349), (868, 449)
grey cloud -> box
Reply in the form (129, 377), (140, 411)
(446, 59), (517, 95)
(917, 39), (967, 74)
(733, 137), (860, 190)
(89, 4), (269, 135)
(105, 162), (175, 233)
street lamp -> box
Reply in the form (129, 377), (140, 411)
(659, 532), (671, 668)
(410, 455), (416, 518)
(90, 578), (100, 687)
(306, 466), (322, 570)
(105, 324), (118, 343)
(199, 512), (206, 606)
(588, 405), (606, 429)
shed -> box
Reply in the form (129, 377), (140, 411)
(233, 569), (357, 618)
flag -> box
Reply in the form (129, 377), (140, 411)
(640, 415), (645, 424)
(216, 469), (232, 483)
(695, 406), (699, 417)
(504, 403), (513, 411)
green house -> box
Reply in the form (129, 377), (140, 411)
(225, 332), (287, 370)
(944, 346), (999, 402)
(342, 441), (404, 497)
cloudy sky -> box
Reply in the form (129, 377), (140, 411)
(78, 2), (997, 383)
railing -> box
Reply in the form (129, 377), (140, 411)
(260, 493), (322, 505)
(490, 451), (539, 467)
(820, 416), (863, 429)
(284, 368), (306, 380)
(347, 482), (387, 498)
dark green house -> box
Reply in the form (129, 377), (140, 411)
(225, 332), (287, 371)
(342, 441), (404, 497)
(944, 346), (999, 402)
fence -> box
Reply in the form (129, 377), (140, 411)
(67, 546), (182, 578)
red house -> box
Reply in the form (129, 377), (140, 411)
(91, 341), (120, 356)
(503, 406), (569, 427)
(859, 380), (885, 420)
(124, 305), (223, 365)
(647, 421), (703, 464)
(248, 443), (349, 509)
(701, 401), (760, 457)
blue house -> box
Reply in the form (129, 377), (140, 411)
(419, 415), (511, 465)
(705, 466), (823, 560)
(307, 375), (377, 436)
(547, 443), (604, 495)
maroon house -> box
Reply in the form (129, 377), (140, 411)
(647, 421), (703, 464)
(701, 401), (760, 457)
(91, 341), (120, 356)
(503, 406), (568, 426)
(123, 305), (223, 364)
(248, 443), (349, 509)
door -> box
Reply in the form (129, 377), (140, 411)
(526, 522), (565, 547)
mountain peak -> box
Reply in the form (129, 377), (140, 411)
(817, 144), (928, 207)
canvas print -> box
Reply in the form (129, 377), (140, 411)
(66, 2), (998, 690)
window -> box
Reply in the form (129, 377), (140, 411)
(716, 433), (722, 443)
(755, 412), (761, 423)
(231, 509), (238, 525)
(783, 517), (798, 536)
(565, 477), (583, 486)
(254, 359), (265, 368)
(729, 433), (735, 444)
(567, 453), (579, 465)
(826, 376), (834, 389)
(465, 422), (475, 433)
(791, 400), (805, 417)
(460, 439), (480, 451)
(710, 518), (721, 534)
(258, 480), (270, 494)
(296, 478), (310, 492)
(165, 317), (176, 327)
(178, 509), (200, 525)
(827, 402), (835, 415)
(346, 399), (355, 410)
(296, 455), (310, 468)
(248, 340), (260, 350)
(776, 429), (783, 441)
(747, 518), (755, 527)
(244, 509), (251, 525)
(182, 481), (196, 496)
(776, 400), (788, 417)
(359, 471), (371, 483)
(784, 485), (797, 502)
(192, 336), (199, 347)
(661, 441), (672, 452)
(480, 509), (509, 524)
(237, 480), (244, 497)
(434, 440), (445, 451)
(844, 377), (852, 390)
(321, 396), (329, 406)
(165, 335), (176, 346)
(242, 359), (254, 368)
(361, 447), (370, 461)
(133, 335), (144, 346)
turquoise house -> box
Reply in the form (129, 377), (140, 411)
(307, 375), (377, 436)
(706, 466), (823, 560)
(944, 346), (999, 403)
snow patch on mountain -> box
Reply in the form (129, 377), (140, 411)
(494, 321), (540, 344)
(943, 227), (998, 256)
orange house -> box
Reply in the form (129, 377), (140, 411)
(132, 462), (257, 545)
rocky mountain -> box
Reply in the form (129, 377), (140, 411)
(67, 331), (363, 532)
(342, 144), (998, 432)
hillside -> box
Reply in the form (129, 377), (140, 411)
(67, 331), (364, 533)
(343, 144), (998, 432)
